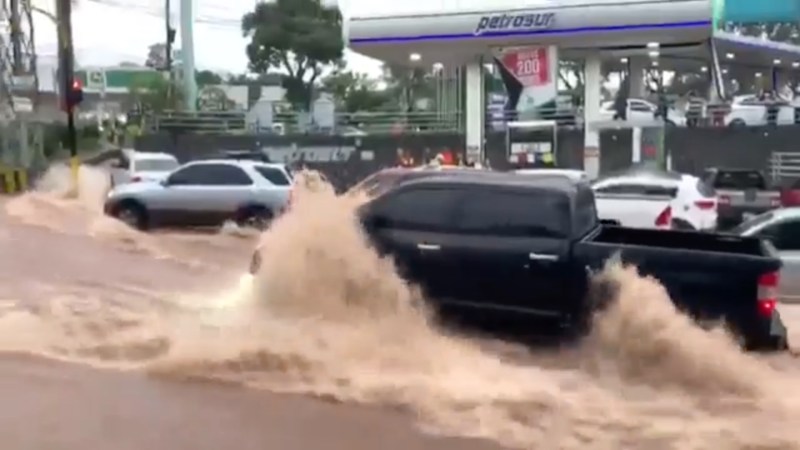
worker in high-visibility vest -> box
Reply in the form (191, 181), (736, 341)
(541, 151), (555, 166)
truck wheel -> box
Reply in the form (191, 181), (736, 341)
(114, 201), (148, 230)
(236, 206), (273, 230)
(744, 334), (789, 352)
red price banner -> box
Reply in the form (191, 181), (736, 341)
(500, 47), (550, 87)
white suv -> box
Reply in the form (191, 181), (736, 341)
(104, 159), (293, 230)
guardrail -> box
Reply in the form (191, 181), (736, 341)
(147, 103), (800, 136)
(149, 110), (465, 135)
(769, 152), (800, 184)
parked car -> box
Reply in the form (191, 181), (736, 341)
(598, 98), (686, 126)
(701, 167), (781, 230)
(723, 94), (797, 127)
(591, 168), (718, 231)
(110, 151), (179, 186)
(251, 171), (788, 350)
(104, 159), (293, 230)
(731, 208), (800, 304)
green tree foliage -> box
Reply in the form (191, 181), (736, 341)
(241, 0), (344, 110)
(321, 70), (392, 113)
(128, 76), (183, 113)
(381, 64), (437, 112)
(196, 70), (223, 86)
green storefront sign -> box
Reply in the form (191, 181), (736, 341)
(74, 68), (166, 94)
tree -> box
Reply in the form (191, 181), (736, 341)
(241, 0), (344, 110)
(196, 70), (223, 86)
(145, 43), (167, 70)
(381, 64), (436, 111)
(129, 76), (183, 113)
(320, 70), (391, 113)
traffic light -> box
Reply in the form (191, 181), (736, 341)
(65, 78), (83, 110)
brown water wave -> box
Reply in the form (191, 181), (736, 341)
(2, 169), (800, 449)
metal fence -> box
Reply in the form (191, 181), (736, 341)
(148, 110), (465, 135)
(132, 125), (800, 193)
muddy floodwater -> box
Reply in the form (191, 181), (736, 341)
(2, 166), (800, 450)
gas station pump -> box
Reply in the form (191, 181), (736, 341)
(505, 120), (557, 168)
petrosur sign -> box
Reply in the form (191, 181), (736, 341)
(474, 12), (555, 36)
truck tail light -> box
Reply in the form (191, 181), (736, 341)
(757, 271), (779, 318)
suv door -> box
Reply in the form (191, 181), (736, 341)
(159, 163), (254, 225)
(445, 187), (571, 322)
(363, 186), (463, 301)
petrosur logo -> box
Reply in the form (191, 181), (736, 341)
(474, 12), (556, 35)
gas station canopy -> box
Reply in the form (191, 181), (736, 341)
(345, 0), (800, 72)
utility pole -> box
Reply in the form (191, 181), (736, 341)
(180, 0), (196, 111)
(165, 0), (176, 104)
(56, 0), (78, 194)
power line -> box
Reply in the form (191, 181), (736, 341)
(83, 0), (241, 28)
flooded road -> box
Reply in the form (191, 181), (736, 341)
(3, 167), (800, 450)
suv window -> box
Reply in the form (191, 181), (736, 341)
(378, 187), (460, 231)
(254, 166), (291, 186)
(594, 183), (677, 197)
(454, 189), (569, 238)
(168, 164), (253, 186)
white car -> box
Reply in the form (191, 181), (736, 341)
(111, 151), (180, 186)
(599, 98), (687, 126)
(591, 168), (718, 231)
(724, 94), (798, 127)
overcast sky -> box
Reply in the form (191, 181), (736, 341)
(31, 0), (392, 79)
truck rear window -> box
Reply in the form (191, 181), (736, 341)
(714, 171), (766, 190)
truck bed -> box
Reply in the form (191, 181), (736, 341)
(573, 226), (782, 347)
(587, 225), (769, 257)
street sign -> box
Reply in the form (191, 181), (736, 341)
(86, 70), (106, 90)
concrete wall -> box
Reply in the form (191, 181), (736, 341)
(135, 125), (800, 191)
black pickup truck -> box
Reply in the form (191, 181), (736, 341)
(251, 171), (789, 350)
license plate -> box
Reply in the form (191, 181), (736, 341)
(745, 189), (757, 201)
(743, 212), (756, 221)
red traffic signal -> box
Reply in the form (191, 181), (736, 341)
(65, 78), (84, 110)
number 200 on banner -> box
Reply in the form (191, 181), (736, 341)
(501, 48), (550, 87)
